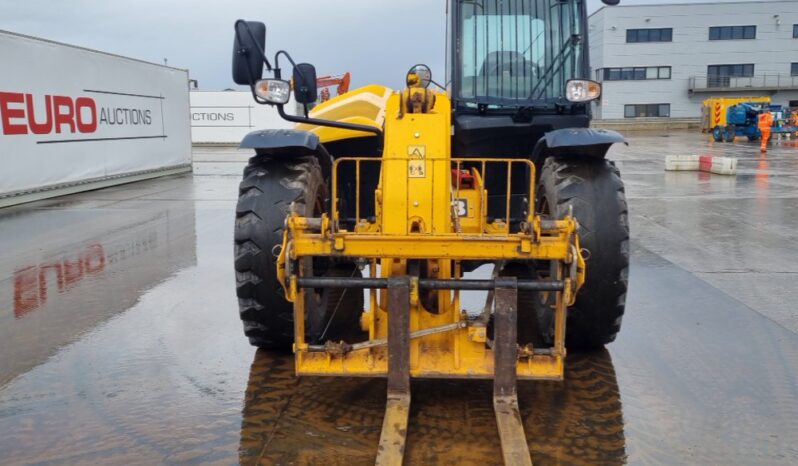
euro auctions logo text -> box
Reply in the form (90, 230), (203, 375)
(0, 91), (153, 136)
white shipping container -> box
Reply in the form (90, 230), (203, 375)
(190, 91), (294, 144)
(0, 30), (192, 207)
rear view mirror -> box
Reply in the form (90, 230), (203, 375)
(601, 0), (621, 5)
(407, 64), (432, 88)
(232, 20), (266, 85)
(293, 63), (318, 104)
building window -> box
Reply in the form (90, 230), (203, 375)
(792, 63), (798, 76)
(709, 25), (756, 40)
(794, 24), (798, 38)
(707, 64), (755, 87)
(602, 66), (671, 81)
(624, 104), (671, 118)
(626, 28), (673, 43)
(708, 64), (755, 77)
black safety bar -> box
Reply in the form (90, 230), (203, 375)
(297, 277), (564, 291)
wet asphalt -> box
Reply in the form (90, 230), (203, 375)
(1, 132), (797, 465)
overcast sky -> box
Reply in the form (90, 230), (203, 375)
(0, 0), (758, 90)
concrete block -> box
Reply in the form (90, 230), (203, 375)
(699, 155), (737, 175)
(665, 155), (700, 171)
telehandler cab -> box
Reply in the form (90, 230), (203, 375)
(231, 0), (628, 463)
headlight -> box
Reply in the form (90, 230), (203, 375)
(566, 80), (601, 103)
(254, 79), (291, 104)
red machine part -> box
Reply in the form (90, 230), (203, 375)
(316, 72), (351, 102)
(452, 168), (475, 189)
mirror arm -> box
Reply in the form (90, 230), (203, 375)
(275, 51), (311, 109)
(274, 50), (313, 116)
(275, 103), (383, 140)
(274, 50), (297, 70)
(276, 50), (313, 86)
(430, 79), (447, 91)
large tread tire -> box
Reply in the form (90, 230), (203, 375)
(306, 266), (365, 344)
(234, 156), (362, 350)
(537, 157), (629, 350)
(499, 262), (546, 347)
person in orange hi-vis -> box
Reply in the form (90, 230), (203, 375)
(758, 110), (774, 153)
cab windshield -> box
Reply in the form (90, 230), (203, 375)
(456, 0), (584, 107)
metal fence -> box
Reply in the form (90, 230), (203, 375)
(689, 74), (798, 92)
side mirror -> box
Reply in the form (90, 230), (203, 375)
(407, 64), (432, 89)
(232, 20), (266, 85)
(601, 0), (620, 5)
(293, 63), (318, 105)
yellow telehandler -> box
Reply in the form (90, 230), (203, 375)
(231, 0), (627, 463)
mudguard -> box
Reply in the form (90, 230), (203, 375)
(532, 128), (627, 165)
(240, 129), (333, 180)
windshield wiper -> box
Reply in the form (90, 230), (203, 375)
(527, 33), (580, 101)
(512, 34), (580, 120)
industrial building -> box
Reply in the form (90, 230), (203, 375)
(589, 1), (798, 120)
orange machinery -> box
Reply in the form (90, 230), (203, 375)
(316, 72), (351, 102)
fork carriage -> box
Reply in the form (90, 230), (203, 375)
(280, 158), (584, 381)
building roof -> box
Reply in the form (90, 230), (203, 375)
(591, 0), (798, 19)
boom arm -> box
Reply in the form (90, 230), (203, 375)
(316, 72), (351, 101)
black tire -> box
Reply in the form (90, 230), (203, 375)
(712, 126), (724, 142)
(537, 157), (629, 349)
(499, 262), (546, 347)
(234, 156), (363, 349)
(306, 266), (365, 344)
(724, 125), (736, 142)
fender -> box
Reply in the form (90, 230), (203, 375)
(240, 129), (333, 181)
(532, 128), (627, 167)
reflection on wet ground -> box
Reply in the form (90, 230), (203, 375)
(1, 133), (797, 465)
(239, 350), (625, 466)
(0, 201), (197, 386)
